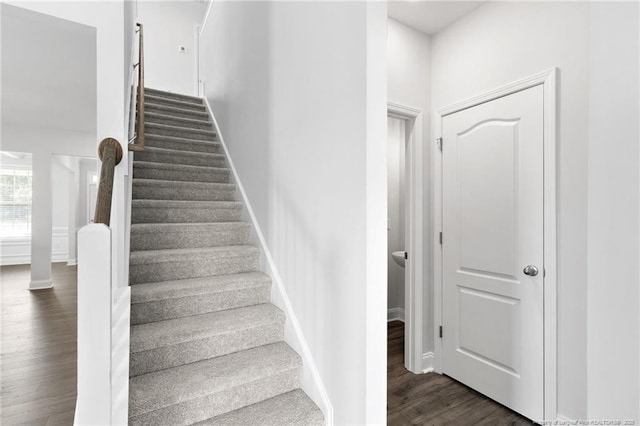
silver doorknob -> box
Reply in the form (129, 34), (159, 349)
(523, 265), (539, 277)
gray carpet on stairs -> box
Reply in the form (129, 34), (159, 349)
(129, 88), (323, 425)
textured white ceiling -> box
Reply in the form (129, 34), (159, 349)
(1, 4), (96, 134)
(388, 1), (485, 35)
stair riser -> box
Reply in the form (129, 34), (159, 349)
(129, 254), (259, 284)
(146, 104), (210, 120)
(131, 207), (242, 224)
(144, 137), (221, 154)
(129, 369), (299, 426)
(145, 124), (216, 142)
(146, 114), (213, 131)
(131, 286), (271, 325)
(135, 152), (225, 168)
(145, 89), (203, 104)
(132, 185), (235, 202)
(130, 321), (284, 377)
(133, 167), (230, 183)
(145, 96), (206, 112)
(130, 226), (250, 250)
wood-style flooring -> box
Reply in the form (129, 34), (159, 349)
(1, 263), (77, 426)
(388, 320), (533, 426)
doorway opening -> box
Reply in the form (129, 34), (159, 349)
(387, 102), (425, 375)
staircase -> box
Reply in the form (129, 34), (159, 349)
(128, 88), (324, 425)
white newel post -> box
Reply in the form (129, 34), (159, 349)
(76, 224), (112, 425)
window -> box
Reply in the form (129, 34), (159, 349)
(0, 169), (32, 238)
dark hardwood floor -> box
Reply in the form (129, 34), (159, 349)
(388, 320), (532, 426)
(1, 263), (77, 426)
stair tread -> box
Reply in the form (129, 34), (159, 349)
(130, 245), (259, 265)
(146, 102), (210, 117)
(133, 161), (229, 173)
(144, 93), (206, 112)
(131, 222), (248, 233)
(132, 199), (242, 209)
(131, 272), (271, 303)
(145, 133), (221, 146)
(145, 88), (203, 103)
(146, 121), (216, 136)
(131, 303), (283, 353)
(195, 389), (324, 426)
(133, 179), (234, 189)
(129, 342), (301, 418)
(138, 146), (224, 159)
(145, 111), (212, 127)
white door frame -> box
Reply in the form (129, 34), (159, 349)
(194, 24), (201, 97)
(432, 68), (558, 420)
(388, 101), (426, 374)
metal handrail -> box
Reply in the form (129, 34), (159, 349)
(129, 22), (145, 152)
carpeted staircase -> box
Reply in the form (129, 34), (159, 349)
(128, 87), (324, 425)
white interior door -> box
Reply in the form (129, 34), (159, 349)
(441, 85), (544, 420)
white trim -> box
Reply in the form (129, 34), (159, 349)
(200, 0), (215, 38)
(387, 307), (405, 322)
(1, 228), (70, 265)
(422, 352), (434, 373)
(193, 24), (201, 97)
(111, 285), (131, 426)
(29, 278), (53, 290)
(387, 101), (425, 375)
(203, 98), (334, 426)
(555, 414), (574, 423)
(432, 68), (558, 420)
(67, 259), (77, 266)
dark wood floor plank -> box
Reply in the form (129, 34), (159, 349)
(1, 263), (77, 426)
(387, 320), (533, 426)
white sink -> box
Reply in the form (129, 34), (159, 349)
(392, 251), (406, 268)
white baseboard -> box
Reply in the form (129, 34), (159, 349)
(67, 259), (77, 266)
(422, 352), (434, 373)
(29, 279), (53, 290)
(387, 307), (405, 322)
(204, 98), (333, 426)
(555, 414), (575, 423)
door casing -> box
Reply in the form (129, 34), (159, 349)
(388, 101), (427, 374)
(432, 68), (558, 420)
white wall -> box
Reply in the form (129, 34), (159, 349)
(387, 17), (432, 348)
(387, 117), (405, 314)
(200, 2), (388, 424)
(137, 1), (206, 96)
(430, 1), (640, 420)
(586, 2), (639, 421)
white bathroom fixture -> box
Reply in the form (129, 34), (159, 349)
(391, 251), (406, 268)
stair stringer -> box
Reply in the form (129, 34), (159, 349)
(203, 98), (334, 426)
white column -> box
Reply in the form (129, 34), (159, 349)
(30, 152), (53, 290)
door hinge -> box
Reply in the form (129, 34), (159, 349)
(436, 137), (443, 152)
(439, 325), (443, 338)
(404, 251), (408, 260)
(439, 232), (443, 245)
